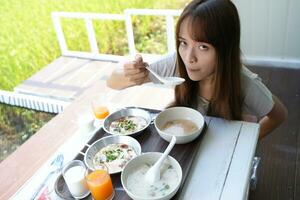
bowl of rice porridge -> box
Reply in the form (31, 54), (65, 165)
(154, 107), (205, 144)
(103, 107), (151, 137)
(84, 135), (141, 174)
(121, 152), (182, 200)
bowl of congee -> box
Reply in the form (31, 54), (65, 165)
(154, 107), (205, 144)
(121, 152), (182, 200)
(103, 107), (151, 137)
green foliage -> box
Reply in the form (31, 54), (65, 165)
(0, 104), (54, 161)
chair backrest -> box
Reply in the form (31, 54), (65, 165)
(51, 9), (181, 62)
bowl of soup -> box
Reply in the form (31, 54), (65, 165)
(154, 107), (205, 144)
(103, 107), (151, 136)
(121, 152), (182, 200)
(84, 135), (142, 174)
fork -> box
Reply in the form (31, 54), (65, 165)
(31, 154), (64, 200)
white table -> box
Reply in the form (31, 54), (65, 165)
(179, 117), (259, 200)
(11, 82), (259, 200)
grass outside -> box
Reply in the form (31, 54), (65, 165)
(0, 0), (188, 162)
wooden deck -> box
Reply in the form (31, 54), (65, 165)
(247, 64), (300, 200)
(14, 56), (118, 101)
(14, 54), (161, 104)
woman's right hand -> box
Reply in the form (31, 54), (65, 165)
(123, 54), (149, 86)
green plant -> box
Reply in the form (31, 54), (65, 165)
(0, 104), (54, 161)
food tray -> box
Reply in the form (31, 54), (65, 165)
(55, 108), (206, 200)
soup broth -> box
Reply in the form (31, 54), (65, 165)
(162, 119), (198, 136)
(109, 116), (147, 135)
(93, 143), (137, 174)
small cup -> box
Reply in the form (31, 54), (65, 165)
(85, 164), (115, 200)
(91, 98), (110, 120)
(62, 160), (90, 199)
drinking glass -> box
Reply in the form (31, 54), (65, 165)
(91, 98), (109, 120)
(85, 164), (115, 200)
(62, 160), (90, 199)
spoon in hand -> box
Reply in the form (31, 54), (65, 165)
(145, 136), (177, 184)
(145, 66), (185, 86)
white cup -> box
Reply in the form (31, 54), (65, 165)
(62, 160), (90, 199)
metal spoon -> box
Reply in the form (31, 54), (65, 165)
(31, 154), (64, 200)
(145, 136), (176, 184)
(145, 66), (185, 86)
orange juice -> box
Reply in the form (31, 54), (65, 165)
(93, 106), (109, 119)
(86, 170), (114, 200)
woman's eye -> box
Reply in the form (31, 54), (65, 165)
(199, 45), (208, 50)
(179, 41), (187, 46)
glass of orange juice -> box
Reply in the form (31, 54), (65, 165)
(91, 98), (109, 120)
(85, 165), (114, 200)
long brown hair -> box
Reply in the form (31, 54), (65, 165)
(171, 0), (243, 120)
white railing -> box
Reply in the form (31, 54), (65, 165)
(52, 12), (126, 61)
(124, 9), (181, 56)
(52, 9), (182, 62)
(0, 90), (69, 113)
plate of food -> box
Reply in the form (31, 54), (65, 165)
(103, 107), (152, 136)
(83, 135), (142, 174)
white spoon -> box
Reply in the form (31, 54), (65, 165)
(145, 66), (185, 86)
(145, 136), (177, 184)
(31, 154), (64, 199)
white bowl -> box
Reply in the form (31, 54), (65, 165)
(154, 107), (205, 144)
(121, 152), (182, 200)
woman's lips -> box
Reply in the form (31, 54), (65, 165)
(187, 68), (200, 72)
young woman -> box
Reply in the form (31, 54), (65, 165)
(107, 0), (287, 139)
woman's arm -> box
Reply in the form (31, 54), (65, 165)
(106, 55), (150, 90)
(106, 52), (177, 90)
(258, 95), (288, 139)
(106, 68), (150, 90)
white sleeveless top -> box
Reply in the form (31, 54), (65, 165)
(148, 52), (274, 120)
